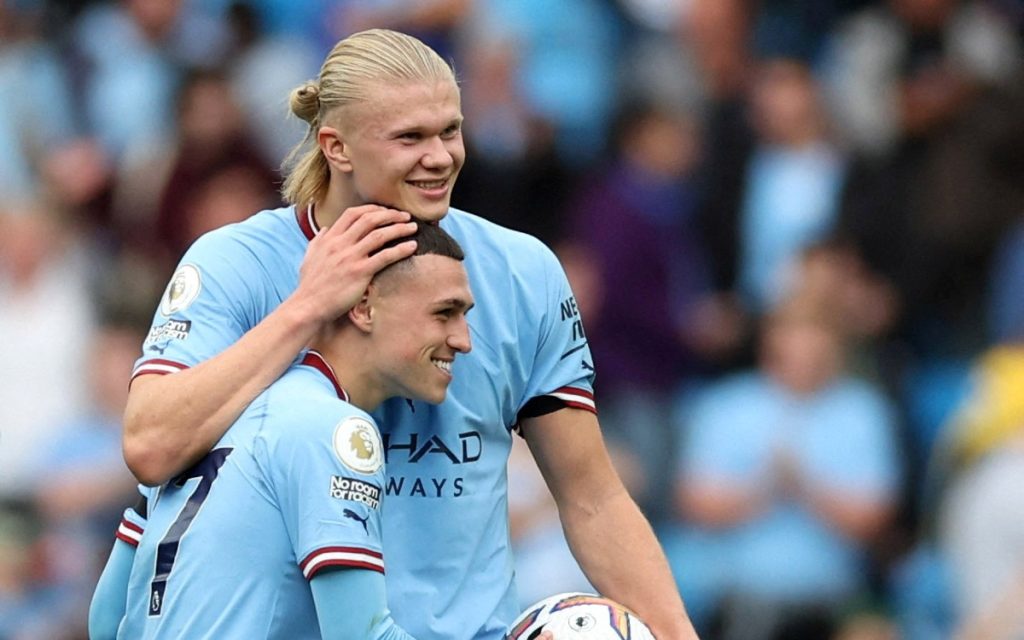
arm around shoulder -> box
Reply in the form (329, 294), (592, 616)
(122, 297), (323, 485)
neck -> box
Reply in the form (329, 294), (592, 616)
(312, 336), (386, 412)
(312, 178), (361, 228)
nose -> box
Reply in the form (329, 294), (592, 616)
(447, 317), (472, 354)
(421, 136), (455, 170)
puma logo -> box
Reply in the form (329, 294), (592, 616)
(343, 508), (369, 533)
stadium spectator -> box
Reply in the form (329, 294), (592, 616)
(465, 0), (622, 164)
(68, 0), (230, 160)
(560, 100), (709, 521)
(453, 34), (577, 245)
(666, 293), (902, 640)
(735, 56), (847, 315)
(148, 67), (279, 265)
(0, 1), (79, 202)
(0, 503), (59, 640)
(829, 0), (1024, 360)
(935, 343), (1024, 639)
(0, 203), (94, 503)
(30, 313), (143, 639)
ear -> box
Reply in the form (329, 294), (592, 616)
(318, 125), (353, 174)
(347, 286), (375, 333)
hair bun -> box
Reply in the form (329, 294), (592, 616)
(290, 81), (322, 124)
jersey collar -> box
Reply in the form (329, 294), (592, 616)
(300, 351), (349, 402)
(295, 203), (319, 241)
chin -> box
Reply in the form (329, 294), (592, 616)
(424, 385), (449, 405)
(412, 204), (449, 223)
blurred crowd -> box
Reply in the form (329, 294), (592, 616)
(1, 0), (1023, 638)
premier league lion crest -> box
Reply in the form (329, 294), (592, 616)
(160, 264), (202, 316)
(333, 417), (384, 474)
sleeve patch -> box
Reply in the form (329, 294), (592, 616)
(159, 265), (203, 316)
(332, 417), (383, 475)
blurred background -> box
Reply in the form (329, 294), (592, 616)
(1, 0), (1023, 638)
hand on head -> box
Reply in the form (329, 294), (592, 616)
(294, 204), (417, 324)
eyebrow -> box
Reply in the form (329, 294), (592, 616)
(439, 298), (474, 312)
(393, 116), (464, 135)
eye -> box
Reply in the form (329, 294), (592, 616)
(441, 124), (461, 139)
(398, 131), (422, 141)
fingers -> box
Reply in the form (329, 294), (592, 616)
(318, 204), (418, 256)
(327, 204), (411, 239)
(293, 204), (420, 323)
(365, 240), (418, 272)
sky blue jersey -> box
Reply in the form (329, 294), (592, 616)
(119, 352), (387, 639)
(133, 205), (597, 639)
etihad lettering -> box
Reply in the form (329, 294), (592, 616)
(383, 431), (481, 464)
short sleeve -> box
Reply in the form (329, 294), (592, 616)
(518, 243), (597, 419)
(257, 409), (387, 580)
(132, 230), (266, 379)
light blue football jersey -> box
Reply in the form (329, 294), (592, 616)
(119, 352), (387, 639)
(133, 205), (597, 639)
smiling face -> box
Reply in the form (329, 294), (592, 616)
(336, 80), (465, 221)
(368, 253), (474, 404)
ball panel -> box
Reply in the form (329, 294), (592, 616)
(507, 592), (655, 640)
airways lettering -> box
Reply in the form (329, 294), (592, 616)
(385, 476), (465, 498)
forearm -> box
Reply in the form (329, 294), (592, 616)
(89, 538), (137, 640)
(525, 408), (699, 639)
(561, 489), (699, 640)
(311, 568), (418, 640)
(123, 298), (321, 484)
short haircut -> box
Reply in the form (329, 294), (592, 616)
(373, 220), (464, 284)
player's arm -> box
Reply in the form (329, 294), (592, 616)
(89, 503), (146, 640)
(310, 568), (418, 640)
(123, 206), (417, 485)
(89, 537), (136, 640)
(522, 408), (700, 640)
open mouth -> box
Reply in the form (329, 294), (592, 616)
(409, 178), (448, 191)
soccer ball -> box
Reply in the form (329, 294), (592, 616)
(506, 592), (656, 640)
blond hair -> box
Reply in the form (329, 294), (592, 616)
(281, 29), (458, 208)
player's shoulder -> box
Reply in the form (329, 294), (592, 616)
(259, 367), (377, 444)
(185, 205), (300, 259)
(444, 207), (554, 255)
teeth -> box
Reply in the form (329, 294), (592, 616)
(411, 180), (446, 189)
(431, 359), (452, 373)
